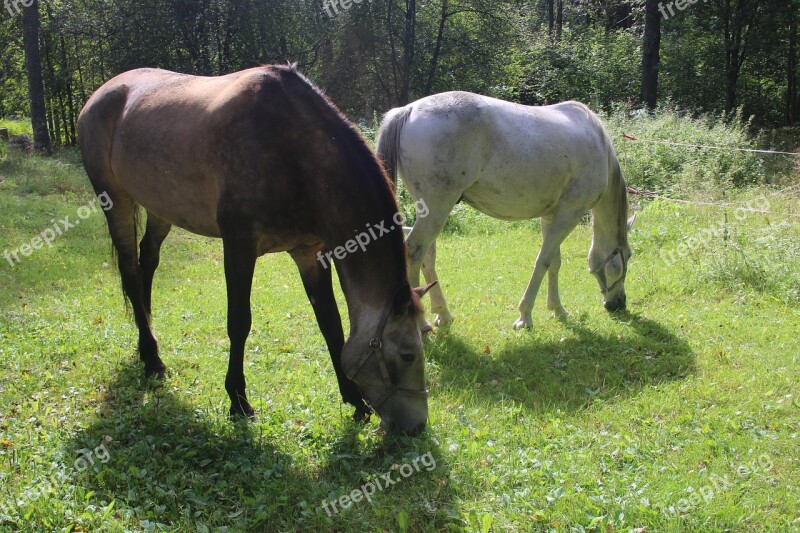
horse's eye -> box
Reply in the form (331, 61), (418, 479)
(400, 353), (416, 363)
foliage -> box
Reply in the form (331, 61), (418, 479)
(516, 26), (642, 110)
(604, 105), (774, 196)
(1, 0), (799, 149)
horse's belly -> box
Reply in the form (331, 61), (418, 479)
(138, 189), (222, 238)
(116, 166), (223, 238)
(461, 180), (562, 220)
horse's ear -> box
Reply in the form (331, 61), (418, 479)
(627, 213), (637, 231)
(413, 281), (438, 299)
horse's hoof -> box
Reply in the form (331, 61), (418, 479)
(229, 403), (256, 422)
(419, 320), (434, 333)
(550, 306), (568, 317)
(144, 364), (166, 381)
(434, 312), (454, 326)
(352, 404), (372, 423)
(513, 317), (533, 330)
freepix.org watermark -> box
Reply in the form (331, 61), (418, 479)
(0, 436), (112, 516)
(658, 0), (708, 21)
(4, 0), (33, 18)
(319, 451), (436, 516)
(3, 191), (113, 267)
(659, 194), (769, 267)
(316, 198), (429, 269)
(322, 0), (373, 19)
(665, 454), (773, 515)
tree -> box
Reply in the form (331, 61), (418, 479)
(399, 0), (417, 105)
(641, 0), (661, 110)
(556, 0), (563, 41)
(22, 0), (50, 153)
(789, 0), (799, 123)
(720, 0), (761, 116)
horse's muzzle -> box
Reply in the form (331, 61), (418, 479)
(383, 418), (427, 436)
(380, 401), (428, 435)
(604, 295), (626, 312)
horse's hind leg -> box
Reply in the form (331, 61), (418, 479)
(103, 195), (167, 377)
(405, 195), (460, 331)
(541, 219), (568, 317)
(139, 213), (172, 318)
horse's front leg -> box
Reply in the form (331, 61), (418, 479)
(515, 213), (581, 329)
(290, 247), (370, 421)
(541, 219), (568, 317)
(221, 231), (257, 420)
(405, 198), (458, 332)
(421, 239), (455, 326)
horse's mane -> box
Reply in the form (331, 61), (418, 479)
(610, 156), (630, 248)
(266, 64), (413, 294)
(269, 64), (396, 192)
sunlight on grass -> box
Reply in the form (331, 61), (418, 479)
(1, 151), (798, 531)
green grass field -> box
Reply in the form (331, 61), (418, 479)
(1, 148), (799, 532)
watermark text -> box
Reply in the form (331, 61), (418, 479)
(316, 198), (429, 269)
(319, 451), (435, 516)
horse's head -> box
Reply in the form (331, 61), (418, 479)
(589, 214), (635, 312)
(342, 282), (435, 435)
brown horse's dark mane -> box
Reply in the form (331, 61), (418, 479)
(267, 63), (396, 192)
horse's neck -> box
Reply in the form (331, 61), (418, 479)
(337, 253), (403, 334)
(313, 131), (406, 330)
(326, 209), (406, 333)
(591, 186), (624, 249)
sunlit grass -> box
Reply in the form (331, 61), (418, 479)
(1, 150), (798, 531)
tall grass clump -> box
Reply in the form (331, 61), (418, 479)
(636, 189), (800, 305)
(0, 147), (87, 197)
(604, 105), (778, 197)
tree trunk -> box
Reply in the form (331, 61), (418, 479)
(424, 0), (448, 94)
(789, 1), (799, 123)
(398, 0), (416, 105)
(548, 0), (554, 38)
(47, 98), (56, 146)
(641, 0), (661, 110)
(556, 0), (563, 41)
(723, 0), (760, 117)
(22, 0), (51, 154)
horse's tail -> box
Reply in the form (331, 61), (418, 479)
(375, 105), (412, 187)
(78, 84), (141, 312)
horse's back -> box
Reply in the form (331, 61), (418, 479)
(398, 93), (612, 219)
(78, 67), (298, 238)
(402, 93), (610, 176)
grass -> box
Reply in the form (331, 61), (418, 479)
(602, 106), (797, 196)
(0, 119), (32, 138)
(1, 147), (799, 532)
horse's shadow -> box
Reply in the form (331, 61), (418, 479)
(426, 310), (695, 412)
(60, 358), (455, 531)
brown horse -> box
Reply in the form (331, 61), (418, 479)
(77, 65), (433, 434)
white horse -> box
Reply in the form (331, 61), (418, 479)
(376, 92), (634, 330)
